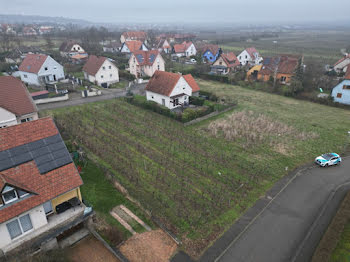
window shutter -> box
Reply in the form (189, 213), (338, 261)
(6, 220), (22, 239)
(19, 214), (33, 232)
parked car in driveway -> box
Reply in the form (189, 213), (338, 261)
(315, 153), (342, 167)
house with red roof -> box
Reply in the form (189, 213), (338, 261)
(334, 54), (350, 74)
(0, 117), (87, 254)
(258, 54), (303, 84)
(83, 55), (119, 88)
(198, 44), (221, 63)
(145, 71), (200, 109)
(128, 50), (165, 78)
(120, 31), (148, 44)
(59, 40), (88, 60)
(0, 76), (38, 128)
(120, 40), (148, 54)
(156, 39), (172, 54)
(19, 54), (64, 86)
(211, 52), (240, 75)
(238, 47), (263, 66)
(172, 41), (197, 58)
(331, 67), (350, 105)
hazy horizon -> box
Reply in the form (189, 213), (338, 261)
(1, 0), (350, 25)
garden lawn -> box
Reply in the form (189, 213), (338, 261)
(43, 80), (350, 258)
(330, 221), (350, 262)
(78, 160), (152, 238)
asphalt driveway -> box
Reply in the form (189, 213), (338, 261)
(205, 158), (350, 262)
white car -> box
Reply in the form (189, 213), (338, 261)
(315, 153), (342, 167)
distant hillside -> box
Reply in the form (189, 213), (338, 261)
(0, 14), (92, 26)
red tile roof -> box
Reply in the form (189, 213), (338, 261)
(0, 117), (83, 223)
(183, 74), (200, 93)
(0, 117), (58, 151)
(173, 41), (193, 53)
(0, 162), (82, 224)
(199, 44), (220, 56)
(19, 54), (48, 73)
(334, 54), (350, 67)
(277, 56), (299, 74)
(0, 76), (37, 117)
(145, 71), (181, 96)
(30, 90), (49, 97)
(83, 55), (107, 76)
(221, 52), (240, 68)
(132, 50), (160, 66)
(122, 31), (147, 40)
(246, 47), (259, 59)
(125, 41), (144, 53)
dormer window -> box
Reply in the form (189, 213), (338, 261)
(2, 186), (18, 204)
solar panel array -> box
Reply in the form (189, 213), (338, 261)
(149, 54), (156, 63)
(136, 54), (144, 63)
(0, 134), (73, 174)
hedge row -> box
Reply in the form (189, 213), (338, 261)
(125, 95), (223, 123)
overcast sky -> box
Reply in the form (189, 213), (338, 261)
(1, 0), (350, 24)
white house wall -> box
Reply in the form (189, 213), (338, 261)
(185, 44), (197, 57)
(94, 60), (119, 87)
(0, 107), (17, 128)
(332, 79), (350, 105)
(0, 205), (48, 249)
(19, 71), (40, 86)
(37, 56), (64, 82)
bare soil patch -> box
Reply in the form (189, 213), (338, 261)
(69, 235), (120, 262)
(119, 229), (177, 262)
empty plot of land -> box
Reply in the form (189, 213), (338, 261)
(120, 229), (177, 262)
(69, 235), (120, 262)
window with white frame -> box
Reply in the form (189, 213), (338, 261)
(6, 214), (33, 240)
(102, 66), (105, 70)
(101, 75), (104, 78)
(109, 65), (112, 69)
(2, 186), (18, 204)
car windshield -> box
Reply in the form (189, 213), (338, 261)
(322, 154), (334, 160)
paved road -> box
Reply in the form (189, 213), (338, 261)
(214, 158), (350, 262)
(37, 83), (146, 110)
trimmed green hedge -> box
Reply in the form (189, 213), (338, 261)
(124, 95), (231, 123)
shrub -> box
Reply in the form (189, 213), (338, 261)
(190, 96), (205, 106)
(119, 70), (136, 81)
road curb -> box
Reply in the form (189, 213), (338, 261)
(290, 180), (350, 262)
(193, 163), (316, 262)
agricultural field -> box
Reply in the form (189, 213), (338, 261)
(218, 30), (350, 64)
(43, 80), (350, 258)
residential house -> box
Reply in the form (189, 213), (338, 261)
(258, 54), (302, 84)
(156, 39), (171, 54)
(19, 54), (64, 86)
(59, 41), (88, 60)
(334, 54), (350, 74)
(103, 42), (122, 53)
(246, 65), (263, 80)
(120, 31), (147, 44)
(83, 55), (119, 88)
(0, 76), (38, 128)
(183, 74), (200, 96)
(5, 46), (42, 64)
(331, 67), (350, 105)
(129, 50), (165, 78)
(211, 52), (240, 75)
(238, 47), (263, 66)
(145, 71), (200, 109)
(22, 27), (37, 36)
(38, 26), (53, 35)
(172, 41), (197, 57)
(120, 41), (148, 54)
(0, 117), (86, 254)
(199, 44), (221, 63)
